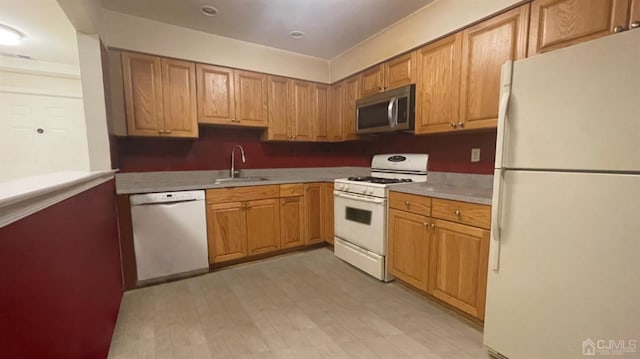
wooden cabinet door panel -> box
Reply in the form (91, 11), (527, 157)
(161, 59), (198, 138)
(385, 52), (417, 90)
(313, 84), (329, 141)
(208, 202), (247, 263)
(280, 197), (305, 249)
(388, 209), (430, 291)
(321, 183), (334, 244)
(460, 5), (529, 130)
(360, 64), (384, 97)
(196, 64), (235, 125)
(122, 52), (164, 136)
(290, 80), (314, 141)
(342, 76), (360, 141)
(428, 219), (490, 320)
(235, 70), (268, 127)
(304, 183), (323, 245)
(529, 0), (630, 56)
(328, 83), (344, 141)
(246, 199), (281, 255)
(415, 33), (462, 134)
(265, 76), (290, 141)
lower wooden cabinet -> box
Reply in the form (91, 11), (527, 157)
(246, 199), (281, 255)
(428, 219), (490, 320)
(207, 202), (248, 263)
(280, 196), (305, 249)
(321, 183), (334, 244)
(304, 183), (324, 245)
(388, 209), (431, 291)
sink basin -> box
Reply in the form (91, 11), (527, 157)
(213, 177), (269, 184)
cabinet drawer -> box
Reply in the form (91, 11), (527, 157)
(207, 185), (279, 204)
(431, 198), (491, 229)
(389, 192), (431, 215)
(279, 183), (304, 197)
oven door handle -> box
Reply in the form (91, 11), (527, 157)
(335, 192), (386, 205)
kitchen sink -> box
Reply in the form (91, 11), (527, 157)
(213, 177), (270, 184)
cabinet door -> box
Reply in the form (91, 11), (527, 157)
(342, 76), (360, 141)
(328, 83), (344, 141)
(384, 52), (417, 90)
(280, 196), (305, 249)
(360, 64), (384, 97)
(196, 64), (235, 125)
(207, 202), (247, 263)
(265, 76), (290, 141)
(321, 183), (335, 244)
(313, 84), (329, 142)
(529, 0), (630, 56)
(388, 209), (431, 291)
(460, 5), (529, 130)
(304, 183), (323, 245)
(234, 70), (268, 127)
(428, 219), (490, 320)
(161, 58), (198, 138)
(631, 0), (640, 28)
(246, 199), (281, 255)
(121, 52), (164, 136)
(290, 80), (314, 141)
(415, 33), (462, 134)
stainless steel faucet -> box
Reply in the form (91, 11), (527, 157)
(230, 144), (246, 178)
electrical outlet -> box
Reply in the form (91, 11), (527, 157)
(471, 148), (481, 162)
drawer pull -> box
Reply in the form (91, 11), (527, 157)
(454, 210), (461, 216)
(405, 201), (410, 206)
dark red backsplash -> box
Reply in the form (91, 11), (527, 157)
(0, 180), (123, 359)
(118, 127), (496, 174)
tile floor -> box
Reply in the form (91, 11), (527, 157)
(108, 248), (488, 358)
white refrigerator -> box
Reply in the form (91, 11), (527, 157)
(484, 29), (640, 359)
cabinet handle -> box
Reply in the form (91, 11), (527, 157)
(454, 210), (461, 216)
(631, 21), (640, 29)
(165, 129), (172, 134)
(431, 223), (435, 229)
(450, 122), (456, 128)
(613, 25), (626, 33)
(281, 200), (285, 205)
(457, 122), (464, 128)
(404, 201), (410, 207)
(158, 130), (165, 134)
(424, 222), (429, 227)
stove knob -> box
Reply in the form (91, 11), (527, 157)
(344, 185), (350, 191)
(362, 188), (367, 194)
(368, 188), (374, 195)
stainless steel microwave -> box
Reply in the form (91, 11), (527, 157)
(356, 84), (415, 134)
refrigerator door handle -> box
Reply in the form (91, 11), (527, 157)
(490, 169), (505, 271)
(495, 61), (513, 168)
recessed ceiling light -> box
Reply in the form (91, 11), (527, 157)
(0, 24), (24, 46)
(200, 5), (219, 16)
(289, 30), (304, 39)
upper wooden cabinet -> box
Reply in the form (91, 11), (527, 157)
(328, 83), (344, 141)
(459, 4), (529, 130)
(360, 64), (385, 98)
(384, 52), (417, 90)
(313, 84), (330, 141)
(234, 70), (268, 127)
(265, 76), (291, 141)
(528, 0), (631, 56)
(263, 77), (316, 141)
(415, 33), (463, 134)
(342, 76), (360, 141)
(122, 52), (198, 138)
(196, 64), (235, 125)
(290, 80), (314, 141)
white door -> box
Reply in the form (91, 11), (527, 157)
(0, 92), (89, 180)
(333, 191), (386, 255)
(484, 170), (640, 359)
(501, 29), (640, 172)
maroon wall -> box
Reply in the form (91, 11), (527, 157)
(118, 127), (496, 174)
(0, 180), (123, 359)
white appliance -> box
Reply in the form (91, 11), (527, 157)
(334, 154), (428, 281)
(484, 30), (640, 359)
(130, 190), (209, 284)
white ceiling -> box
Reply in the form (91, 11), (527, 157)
(0, 0), (79, 64)
(101, 0), (436, 59)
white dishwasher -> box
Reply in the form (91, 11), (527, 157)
(130, 190), (209, 284)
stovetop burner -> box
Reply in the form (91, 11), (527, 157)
(346, 176), (413, 184)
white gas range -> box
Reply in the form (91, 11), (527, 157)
(333, 153), (429, 281)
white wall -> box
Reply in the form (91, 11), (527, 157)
(0, 58), (90, 181)
(330, 0), (523, 81)
(102, 10), (331, 83)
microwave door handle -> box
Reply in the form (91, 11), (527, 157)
(393, 97), (399, 127)
(387, 97), (397, 128)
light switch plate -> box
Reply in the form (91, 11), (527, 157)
(471, 148), (481, 162)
